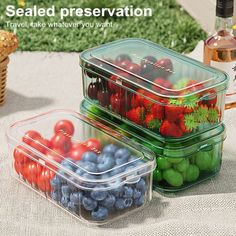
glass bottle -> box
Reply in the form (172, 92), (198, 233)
(204, 0), (236, 109)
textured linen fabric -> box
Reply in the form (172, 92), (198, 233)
(0, 51), (236, 236)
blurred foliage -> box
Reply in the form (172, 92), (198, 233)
(0, 0), (206, 53)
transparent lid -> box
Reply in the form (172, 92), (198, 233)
(7, 110), (156, 191)
(80, 100), (226, 158)
(80, 38), (229, 98)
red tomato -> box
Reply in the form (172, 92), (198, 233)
(37, 167), (55, 193)
(45, 149), (63, 170)
(13, 145), (30, 164)
(84, 138), (102, 152)
(22, 130), (42, 145)
(50, 133), (72, 154)
(54, 120), (74, 136)
(68, 143), (90, 161)
(24, 161), (42, 185)
(14, 161), (24, 176)
(30, 137), (50, 154)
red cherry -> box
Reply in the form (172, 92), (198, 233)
(127, 63), (141, 75)
(50, 133), (72, 154)
(115, 54), (132, 64)
(84, 138), (102, 152)
(22, 130), (42, 145)
(110, 93), (126, 116)
(68, 144), (90, 161)
(97, 89), (110, 107)
(88, 82), (99, 100)
(54, 120), (74, 136)
(116, 60), (132, 69)
(155, 58), (173, 78)
(152, 78), (173, 94)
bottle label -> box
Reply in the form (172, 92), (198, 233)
(210, 60), (236, 103)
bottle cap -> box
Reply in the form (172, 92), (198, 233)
(216, 0), (234, 18)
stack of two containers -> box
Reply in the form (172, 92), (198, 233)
(80, 39), (228, 192)
(7, 39), (228, 226)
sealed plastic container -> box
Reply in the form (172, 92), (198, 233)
(6, 110), (156, 225)
(81, 100), (226, 192)
(80, 38), (229, 139)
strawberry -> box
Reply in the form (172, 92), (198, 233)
(202, 89), (217, 107)
(160, 120), (183, 138)
(110, 93), (126, 116)
(208, 107), (220, 123)
(145, 114), (161, 130)
(184, 107), (194, 114)
(178, 114), (197, 133)
(185, 80), (204, 93)
(136, 89), (147, 106)
(126, 107), (146, 125)
(151, 103), (164, 120)
(130, 94), (139, 109)
(165, 104), (184, 122)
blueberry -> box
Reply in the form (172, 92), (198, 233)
(97, 153), (113, 164)
(133, 188), (142, 199)
(125, 165), (140, 183)
(56, 171), (67, 184)
(61, 158), (76, 170)
(91, 187), (108, 201)
(110, 166), (126, 176)
(67, 177), (78, 192)
(61, 196), (70, 207)
(123, 186), (133, 198)
(70, 191), (83, 205)
(61, 185), (72, 198)
(100, 173), (111, 179)
(82, 152), (97, 163)
(82, 173), (96, 180)
(100, 193), (116, 209)
(115, 198), (126, 210)
(136, 178), (147, 193)
(91, 207), (108, 221)
(68, 201), (77, 212)
(114, 148), (130, 165)
(129, 156), (144, 166)
(51, 190), (61, 202)
(97, 156), (115, 172)
(75, 168), (85, 176)
(123, 198), (133, 208)
(103, 144), (119, 155)
(110, 186), (124, 197)
(78, 161), (97, 173)
(82, 197), (98, 211)
(134, 195), (145, 206)
(50, 176), (61, 190)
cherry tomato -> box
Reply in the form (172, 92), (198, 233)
(37, 167), (55, 193)
(45, 149), (63, 170)
(51, 133), (72, 154)
(22, 130), (42, 145)
(24, 161), (42, 185)
(84, 138), (102, 152)
(54, 120), (74, 136)
(68, 143), (90, 161)
(13, 145), (30, 164)
(30, 137), (50, 154)
(14, 161), (24, 175)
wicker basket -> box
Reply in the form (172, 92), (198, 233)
(0, 57), (9, 106)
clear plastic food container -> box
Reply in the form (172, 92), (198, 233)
(80, 38), (229, 139)
(80, 100), (226, 192)
(6, 110), (156, 225)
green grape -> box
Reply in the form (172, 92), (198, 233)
(163, 168), (183, 187)
(195, 152), (212, 171)
(166, 157), (183, 164)
(157, 157), (171, 170)
(185, 164), (200, 182)
(189, 155), (196, 164)
(153, 169), (162, 182)
(174, 159), (190, 172)
(208, 153), (220, 172)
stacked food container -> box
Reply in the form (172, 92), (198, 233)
(79, 38), (228, 192)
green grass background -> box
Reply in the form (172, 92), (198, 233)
(0, 0), (206, 53)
